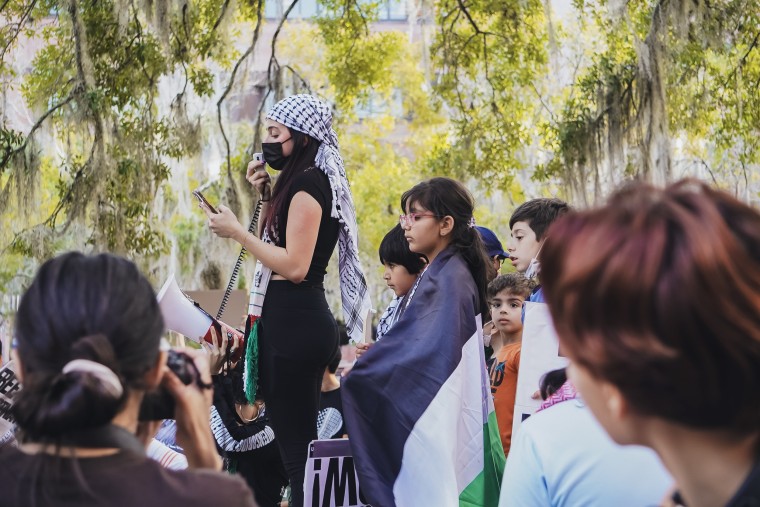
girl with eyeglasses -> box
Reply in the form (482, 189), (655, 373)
(342, 178), (503, 506)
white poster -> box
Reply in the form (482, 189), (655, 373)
(0, 317), (12, 367)
(303, 439), (370, 507)
(0, 360), (20, 442)
(512, 302), (568, 438)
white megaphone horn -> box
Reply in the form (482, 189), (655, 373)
(157, 274), (215, 345)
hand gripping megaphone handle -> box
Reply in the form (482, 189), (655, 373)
(194, 302), (245, 364)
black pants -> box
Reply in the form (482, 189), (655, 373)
(259, 280), (338, 507)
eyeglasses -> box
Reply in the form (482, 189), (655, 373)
(399, 213), (441, 228)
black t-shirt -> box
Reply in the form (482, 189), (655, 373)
(0, 444), (257, 507)
(211, 375), (287, 506)
(318, 388), (346, 439)
(276, 168), (339, 285)
(672, 457), (760, 507)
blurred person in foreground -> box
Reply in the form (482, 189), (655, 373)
(0, 252), (256, 507)
(540, 179), (760, 507)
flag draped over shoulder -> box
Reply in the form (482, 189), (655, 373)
(342, 248), (506, 507)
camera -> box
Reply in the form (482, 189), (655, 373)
(138, 350), (204, 421)
(253, 152), (264, 164)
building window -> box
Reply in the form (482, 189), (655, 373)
(265, 0), (406, 21)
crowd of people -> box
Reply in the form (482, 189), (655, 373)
(0, 93), (758, 507)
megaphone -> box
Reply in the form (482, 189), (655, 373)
(157, 274), (244, 362)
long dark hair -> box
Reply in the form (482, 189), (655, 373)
(13, 252), (164, 441)
(401, 177), (491, 317)
(263, 128), (322, 241)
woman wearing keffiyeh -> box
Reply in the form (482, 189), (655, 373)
(204, 94), (371, 507)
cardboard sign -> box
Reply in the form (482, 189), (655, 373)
(512, 302), (568, 437)
(0, 360), (20, 439)
(184, 289), (248, 329)
(304, 439), (370, 507)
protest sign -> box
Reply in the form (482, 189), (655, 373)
(304, 439), (370, 507)
(512, 302), (569, 437)
(0, 360), (20, 442)
(184, 289), (248, 330)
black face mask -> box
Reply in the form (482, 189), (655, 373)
(262, 137), (291, 171)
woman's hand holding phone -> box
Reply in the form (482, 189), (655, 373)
(204, 153), (269, 242)
(203, 203), (245, 240)
(246, 154), (271, 201)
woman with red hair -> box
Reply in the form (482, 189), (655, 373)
(540, 179), (760, 507)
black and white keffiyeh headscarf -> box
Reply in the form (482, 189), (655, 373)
(248, 94), (372, 345)
(376, 295), (402, 341)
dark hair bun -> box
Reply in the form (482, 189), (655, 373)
(13, 333), (126, 440)
(14, 368), (123, 438)
(13, 253), (164, 440)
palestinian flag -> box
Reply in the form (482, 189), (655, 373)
(342, 247), (505, 506)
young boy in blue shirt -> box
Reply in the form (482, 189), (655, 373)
(507, 198), (570, 301)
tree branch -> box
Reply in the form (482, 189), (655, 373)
(211, 0), (233, 32)
(217, 0), (265, 180)
(0, 0), (37, 62)
(267, 0), (301, 83)
(721, 30), (760, 89)
(455, 0), (480, 34)
(44, 161), (87, 228)
(283, 64), (312, 93)
(531, 81), (557, 125)
(0, 92), (76, 172)
(0, 0), (38, 62)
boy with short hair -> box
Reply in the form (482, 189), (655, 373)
(487, 273), (535, 456)
(377, 224), (426, 339)
(508, 198), (570, 301)
(356, 225), (426, 358)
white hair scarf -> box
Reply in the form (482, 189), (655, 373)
(62, 359), (123, 398)
(248, 94), (372, 346)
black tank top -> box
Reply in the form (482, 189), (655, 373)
(275, 168), (339, 285)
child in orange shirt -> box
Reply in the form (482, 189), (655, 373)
(486, 273), (534, 456)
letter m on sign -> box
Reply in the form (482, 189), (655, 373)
(322, 456), (358, 506)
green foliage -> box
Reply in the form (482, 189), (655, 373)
(317, 0), (406, 114)
(0, 127), (24, 165)
(1, 0), (242, 273)
(429, 0), (548, 190)
(534, 0), (760, 200)
(2, 0), (759, 301)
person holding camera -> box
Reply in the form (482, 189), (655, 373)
(0, 252), (257, 507)
(203, 94), (371, 507)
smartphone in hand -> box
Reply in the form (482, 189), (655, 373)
(250, 153), (271, 201)
(192, 190), (218, 214)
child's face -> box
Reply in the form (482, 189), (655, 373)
(401, 201), (447, 259)
(508, 221), (541, 273)
(489, 289), (525, 335)
(383, 263), (417, 297)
